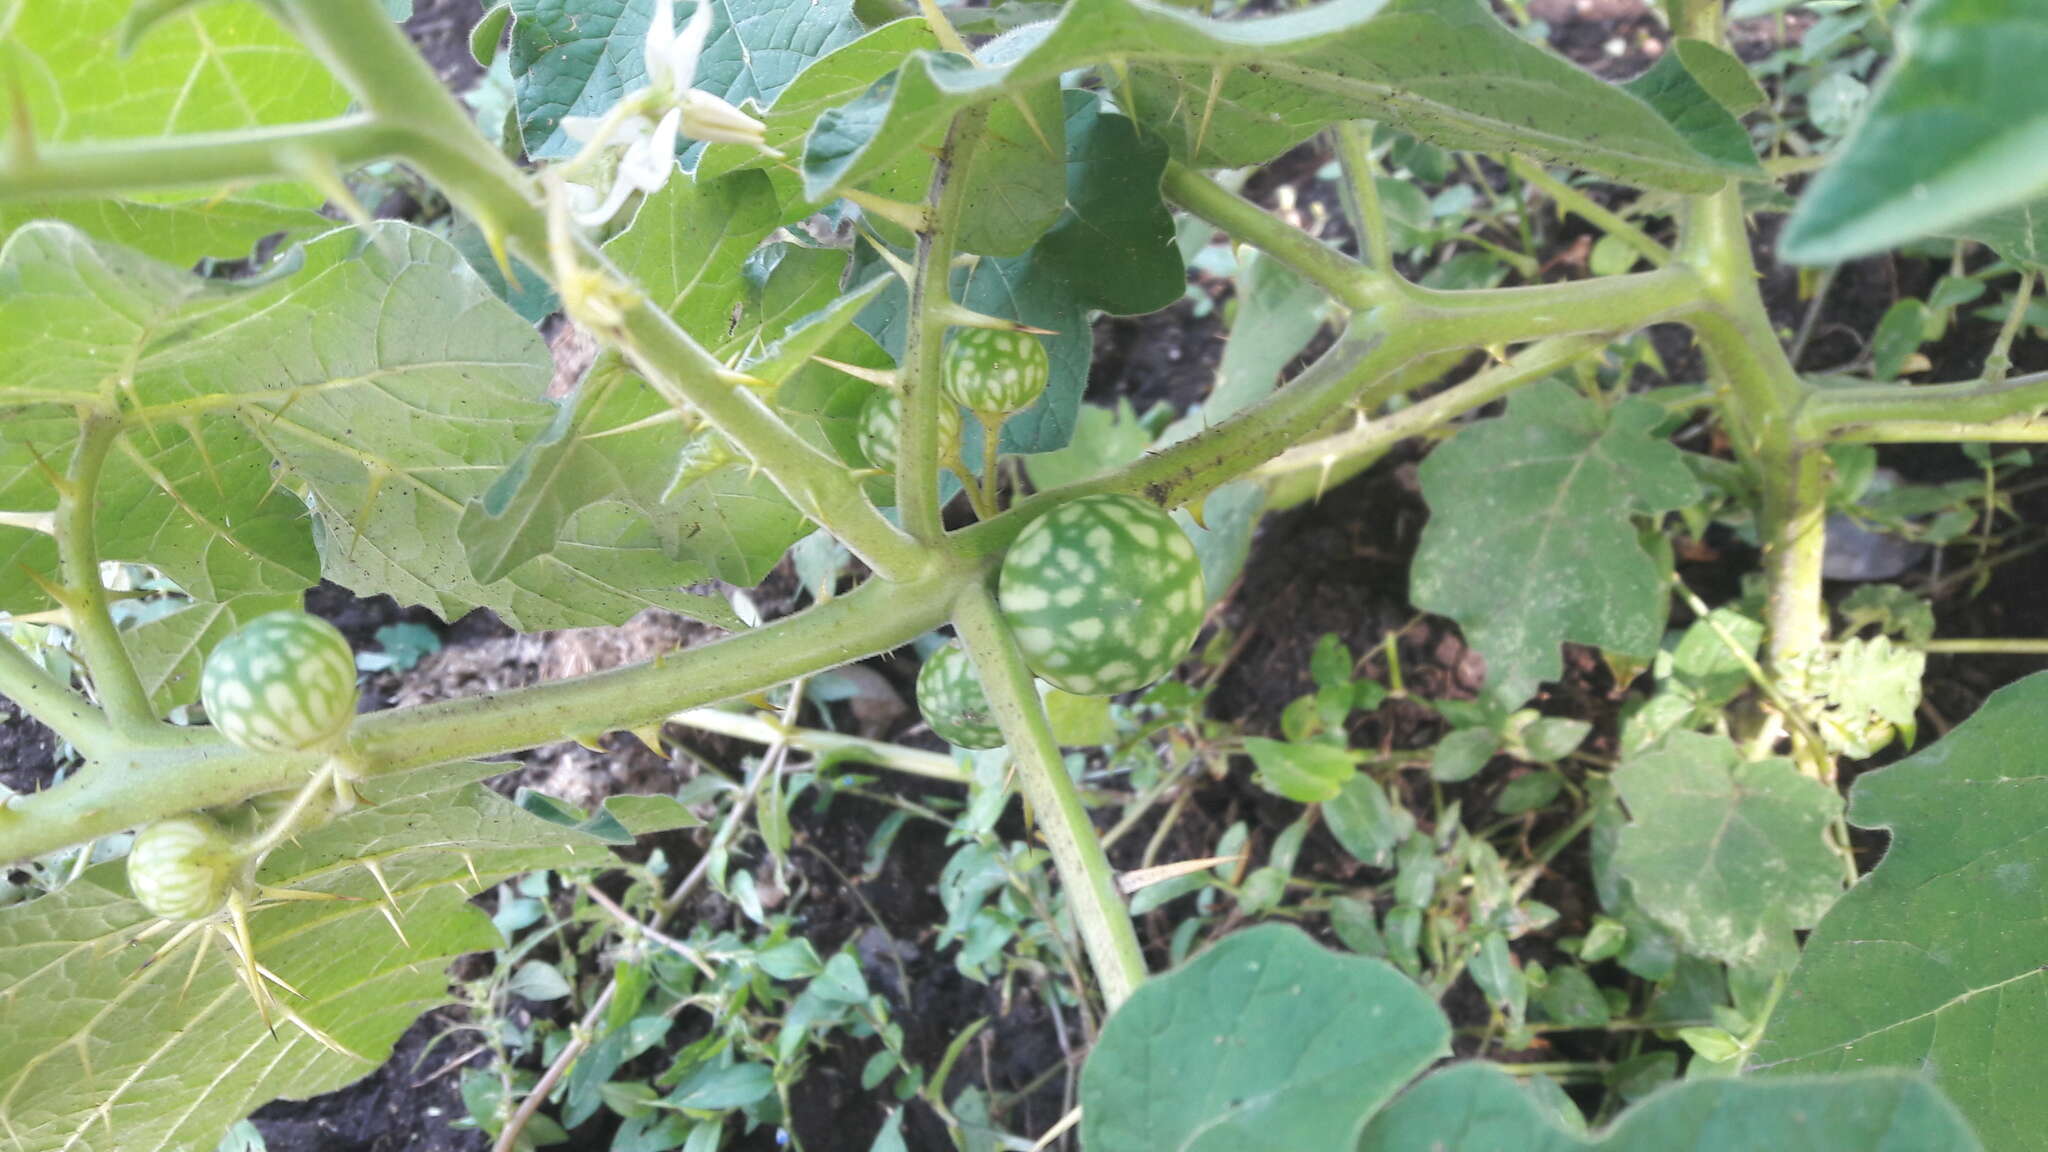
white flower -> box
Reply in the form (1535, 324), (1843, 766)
(645, 0), (713, 101)
(567, 108), (682, 228)
(552, 0), (768, 229)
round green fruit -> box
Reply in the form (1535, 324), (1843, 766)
(128, 815), (239, 921)
(943, 328), (1049, 416)
(997, 494), (1205, 696)
(201, 611), (359, 753)
(916, 641), (1004, 749)
(856, 388), (962, 472)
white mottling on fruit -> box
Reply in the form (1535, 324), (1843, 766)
(1168, 534), (1195, 560)
(1066, 674), (1097, 694)
(219, 681), (252, 709)
(1098, 660), (1135, 683)
(1057, 548), (1083, 571)
(1055, 586), (1084, 607)
(1017, 627), (1055, 654)
(1006, 585), (1049, 612)
(1138, 635), (1164, 660)
(1070, 618), (1104, 641)
(1166, 591), (1187, 615)
(1127, 520), (1158, 547)
(1012, 532), (1050, 566)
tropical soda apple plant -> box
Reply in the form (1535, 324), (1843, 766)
(0, 0), (2042, 1147)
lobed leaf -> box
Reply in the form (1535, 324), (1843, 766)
(0, 777), (613, 1152)
(1611, 731), (1844, 965)
(1410, 379), (1700, 707)
(1753, 670), (2048, 1149)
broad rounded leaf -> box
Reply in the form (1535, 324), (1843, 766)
(1362, 1062), (1980, 1150)
(1079, 924), (1448, 1152)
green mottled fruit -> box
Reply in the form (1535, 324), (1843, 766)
(128, 816), (238, 921)
(998, 494), (1205, 696)
(943, 328), (1049, 415)
(201, 611), (359, 753)
(916, 641), (1005, 749)
(857, 388), (962, 472)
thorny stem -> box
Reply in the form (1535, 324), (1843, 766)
(1507, 155), (1672, 269)
(1331, 121), (1391, 274)
(899, 106), (989, 542)
(0, 631), (113, 757)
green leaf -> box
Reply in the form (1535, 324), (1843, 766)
(1612, 732), (1843, 965)
(128, 593), (302, 715)
(1751, 671), (2048, 1148)
(0, 0), (348, 260)
(804, 0), (1751, 200)
(1079, 925), (1449, 1152)
(603, 168), (788, 342)
(1360, 1062), (1980, 1150)
(1940, 198), (2048, 271)
(0, 780), (619, 1152)
(1324, 772), (1415, 867)
(1779, 0), (2048, 263)
(1244, 737), (1355, 803)
(858, 91), (1182, 456)
(508, 0), (865, 160)
(0, 220), (732, 629)
(1432, 726), (1501, 783)
(1023, 400), (1153, 490)
(1411, 380), (1700, 707)
(1618, 44), (1760, 171)
(0, 199), (333, 268)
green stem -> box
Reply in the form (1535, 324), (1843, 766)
(1983, 270), (2036, 386)
(1680, 187), (1825, 677)
(1253, 335), (1607, 484)
(1506, 156), (1672, 269)
(1917, 638), (2048, 655)
(898, 107), (986, 542)
(667, 707), (969, 784)
(56, 417), (156, 731)
(1161, 161), (1389, 311)
(0, 559), (972, 863)
(1802, 369), (2048, 440)
(0, 116), (406, 200)
(278, 0), (928, 584)
(0, 631), (115, 757)
(952, 584), (1148, 1009)
(1331, 121), (1391, 273)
